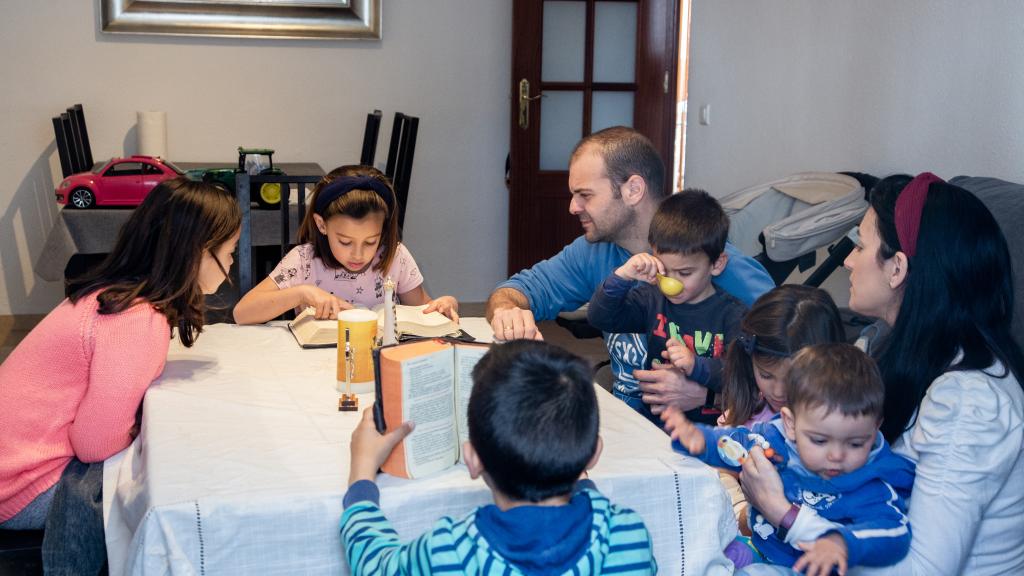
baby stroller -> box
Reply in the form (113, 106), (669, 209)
(720, 171), (878, 287)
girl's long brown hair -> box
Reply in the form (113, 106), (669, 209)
(67, 177), (241, 347)
(298, 165), (400, 273)
(720, 285), (845, 426)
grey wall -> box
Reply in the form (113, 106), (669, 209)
(0, 1), (511, 314)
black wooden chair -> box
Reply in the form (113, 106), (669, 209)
(384, 112), (419, 233)
(360, 110), (383, 166)
(235, 173), (323, 295)
(52, 104), (94, 178)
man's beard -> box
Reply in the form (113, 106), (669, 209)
(583, 207), (634, 244)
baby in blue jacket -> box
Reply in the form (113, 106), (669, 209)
(664, 343), (915, 575)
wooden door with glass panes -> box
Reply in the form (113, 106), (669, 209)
(508, 0), (678, 275)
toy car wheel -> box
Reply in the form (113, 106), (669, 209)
(70, 188), (95, 209)
(257, 182), (282, 209)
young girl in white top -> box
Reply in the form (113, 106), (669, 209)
(233, 165), (458, 324)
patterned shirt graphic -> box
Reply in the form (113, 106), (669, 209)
(270, 242), (423, 309)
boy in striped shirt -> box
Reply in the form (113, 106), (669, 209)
(341, 340), (657, 575)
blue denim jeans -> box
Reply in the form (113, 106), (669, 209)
(42, 457), (108, 575)
(613, 389), (665, 430)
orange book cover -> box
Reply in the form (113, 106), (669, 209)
(373, 339), (489, 479)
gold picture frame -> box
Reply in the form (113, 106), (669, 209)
(101, 0), (381, 40)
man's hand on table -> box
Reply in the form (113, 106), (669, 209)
(349, 407), (414, 486)
(634, 362), (707, 416)
(490, 306), (544, 341)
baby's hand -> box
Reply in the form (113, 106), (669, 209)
(794, 533), (848, 576)
(303, 285), (350, 319)
(614, 253), (664, 283)
(661, 406), (706, 455)
(424, 295), (460, 323)
(664, 338), (695, 375)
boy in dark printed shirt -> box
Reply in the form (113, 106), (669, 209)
(589, 189), (747, 425)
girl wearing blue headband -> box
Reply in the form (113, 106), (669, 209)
(234, 165), (458, 324)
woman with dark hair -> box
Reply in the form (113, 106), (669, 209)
(739, 173), (1024, 575)
(0, 178), (241, 569)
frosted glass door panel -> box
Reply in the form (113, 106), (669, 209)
(594, 2), (637, 83)
(592, 92), (634, 132)
(542, 2), (585, 82)
(539, 91), (583, 171)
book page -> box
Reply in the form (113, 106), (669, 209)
(288, 308), (337, 348)
(398, 345), (459, 478)
(453, 344), (490, 460)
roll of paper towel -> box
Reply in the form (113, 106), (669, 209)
(137, 111), (167, 158)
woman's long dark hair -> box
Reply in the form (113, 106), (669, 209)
(870, 175), (1024, 441)
(721, 285), (846, 426)
(67, 177), (241, 347)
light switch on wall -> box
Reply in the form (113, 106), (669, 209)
(699, 104), (711, 126)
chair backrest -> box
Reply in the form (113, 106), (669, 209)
(235, 172), (323, 295)
(360, 109), (382, 166)
(949, 176), (1024, 349)
(51, 104), (95, 178)
(384, 112), (419, 232)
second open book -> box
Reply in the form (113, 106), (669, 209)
(287, 304), (461, 348)
(373, 339), (490, 479)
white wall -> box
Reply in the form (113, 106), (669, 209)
(0, 1), (511, 315)
(684, 0), (1024, 305)
(685, 0), (1024, 196)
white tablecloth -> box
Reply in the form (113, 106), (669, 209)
(104, 321), (735, 575)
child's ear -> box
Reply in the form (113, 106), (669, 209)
(463, 441), (484, 480)
(313, 213), (327, 235)
(710, 251), (729, 277)
(586, 436), (604, 472)
(780, 407), (797, 441)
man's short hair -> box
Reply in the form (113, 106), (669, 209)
(468, 340), (598, 502)
(648, 189), (729, 262)
(786, 343), (885, 421)
(571, 126), (667, 201)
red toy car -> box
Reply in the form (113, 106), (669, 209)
(55, 155), (183, 209)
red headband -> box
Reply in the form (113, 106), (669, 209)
(894, 172), (943, 258)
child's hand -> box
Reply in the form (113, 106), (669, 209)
(663, 338), (696, 375)
(614, 253), (664, 283)
(349, 407), (414, 486)
(424, 295), (460, 323)
(660, 406), (706, 455)
(794, 533), (848, 576)
(303, 285), (351, 319)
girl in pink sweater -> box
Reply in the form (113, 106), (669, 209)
(0, 177), (241, 540)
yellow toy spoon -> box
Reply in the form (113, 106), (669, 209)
(657, 274), (685, 297)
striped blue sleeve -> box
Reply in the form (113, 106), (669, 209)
(340, 500), (434, 575)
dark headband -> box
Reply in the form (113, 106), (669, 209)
(736, 332), (790, 358)
(314, 176), (395, 216)
(894, 172), (943, 259)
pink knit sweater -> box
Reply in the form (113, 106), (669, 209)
(0, 293), (170, 522)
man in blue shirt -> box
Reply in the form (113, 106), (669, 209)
(486, 126), (773, 417)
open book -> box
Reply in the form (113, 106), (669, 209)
(287, 307), (336, 348)
(375, 304), (461, 340)
(287, 305), (462, 349)
(372, 339), (490, 479)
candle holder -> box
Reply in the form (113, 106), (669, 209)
(338, 327), (360, 412)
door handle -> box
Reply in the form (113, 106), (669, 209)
(518, 79), (543, 130)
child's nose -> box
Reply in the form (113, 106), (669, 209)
(827, 447), (843, 462)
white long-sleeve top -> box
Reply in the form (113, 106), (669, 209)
(845, 362), (1024, 575)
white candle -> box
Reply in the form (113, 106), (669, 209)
(382, 277), (398, 346)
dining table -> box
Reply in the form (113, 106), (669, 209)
(102, 318), (736, 575)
